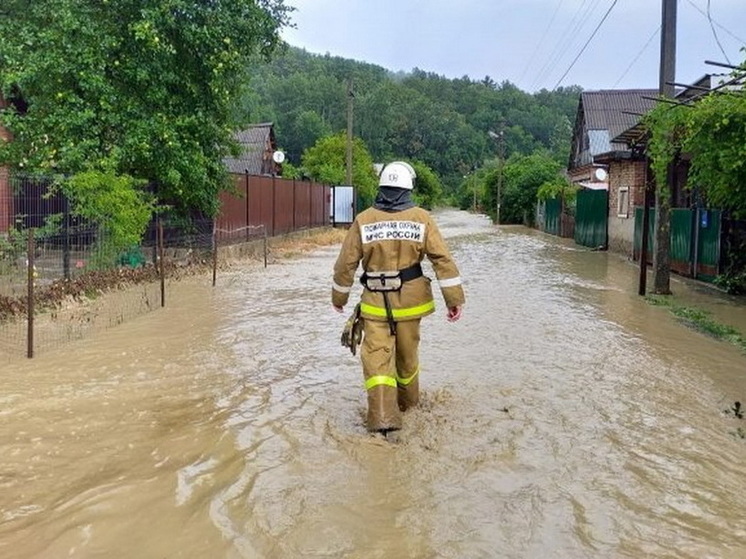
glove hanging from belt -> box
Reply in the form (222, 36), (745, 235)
(340, 303), (363, 355)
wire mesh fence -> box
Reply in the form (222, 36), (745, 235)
(0, 172), (331, 360)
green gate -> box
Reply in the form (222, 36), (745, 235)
(575, 189), (608, 248)
(544, 198), (561, 236)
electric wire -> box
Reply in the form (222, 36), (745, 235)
(531, 0), (601, 90)
(553, 0), (621, 90)
(684, 0), (746, 46)
(530, 0), (603, 90)
(518, 0), (566, 85)
(612, 26), (661, 88)
(707, 0), (732, 64)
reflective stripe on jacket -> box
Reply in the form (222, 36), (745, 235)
(332, 207), (465, 322)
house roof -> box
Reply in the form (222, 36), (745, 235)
(223, 123), (276, 175)
(580, 89), (659, 153)
(611, 74), (741, 147)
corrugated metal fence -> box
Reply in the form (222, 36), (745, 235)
(634, 207), (722, 281)
(216, 174), (330, 242)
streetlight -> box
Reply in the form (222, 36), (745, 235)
(488, 129), (505, 225)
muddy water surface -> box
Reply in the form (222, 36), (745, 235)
(2, 210), (746, 558)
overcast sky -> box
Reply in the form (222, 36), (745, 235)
(281, 0), (746, 93)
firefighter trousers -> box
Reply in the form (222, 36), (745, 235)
(361, 318), (421, 432)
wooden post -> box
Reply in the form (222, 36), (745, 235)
(158, 219), (165, 307)
(212, 227), (218, 287)
(652, 0), (677, 295)
(63, 200), (71, 280)
(263, 226), (268, 268)
(27, 229), (35, 359)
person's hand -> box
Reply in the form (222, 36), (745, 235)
(333, 305), (344, 314)
(447, 305), (462, 322)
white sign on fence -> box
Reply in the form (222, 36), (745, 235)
(332, 186), (355, 225)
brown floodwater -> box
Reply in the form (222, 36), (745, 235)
(2, 210), (746, 558)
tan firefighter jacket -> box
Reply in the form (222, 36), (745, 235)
(332, 207), (465, 322)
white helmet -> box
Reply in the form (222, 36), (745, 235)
(378, 161), (416, 190)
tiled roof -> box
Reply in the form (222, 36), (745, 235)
(224, 123), (275, 175)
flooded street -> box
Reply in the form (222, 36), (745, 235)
(2, 209), (746, 558)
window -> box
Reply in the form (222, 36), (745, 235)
(617, 187), (629, 218)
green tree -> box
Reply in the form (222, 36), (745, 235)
(0, 0), (292, 233)
(493, 153), (563, 225)
(685, 91), (746, 214)
(301, 132), (378, 207)
(410, 161), (443, 209)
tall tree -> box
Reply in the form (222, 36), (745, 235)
(0, 0), (292, 225)
(301, 132), (378, 207)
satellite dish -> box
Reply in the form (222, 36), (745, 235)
(272, 150), (285, 164)
(594, 168), (608, 181)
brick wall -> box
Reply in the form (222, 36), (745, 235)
(607, 159), (647, 257)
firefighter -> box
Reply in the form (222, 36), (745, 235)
(332, 161), (465, 438)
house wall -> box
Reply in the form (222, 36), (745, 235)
(568, 164), (592, 184)
(607, 159), (647, 257)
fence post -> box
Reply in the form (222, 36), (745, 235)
(263, 225), (268, 268)
(63, 200), (71, 280)
(27, 229), (35, 359)
(158, 219), (165, 307)
(212, 226), (218, 287)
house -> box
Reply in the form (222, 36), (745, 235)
(568, 89), (658, 254)
(223, 122), (282, 177)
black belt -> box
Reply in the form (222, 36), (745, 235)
(360, 263), (423, 335)
(399, 263), (424, 282)
(359, 263), (423, 286)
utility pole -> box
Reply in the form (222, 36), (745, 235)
(488, 125), (505, 225)
(497, 127), (504, 225)
(345, 79), (354, 187)
(652, 0), (677, 295)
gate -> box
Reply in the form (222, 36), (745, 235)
(575, 189), (608, 248)
(544, 198), (561, 236)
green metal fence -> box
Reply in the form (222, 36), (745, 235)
(634, 207), (721, 281)
(575, 189), (608, 248)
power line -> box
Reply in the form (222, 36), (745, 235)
(531, 0), (602, 89)
(518, 0), (566, 84)
(553, 0), (621, 90)
(707, 0), (731, 64)
(532, 0), (604, 89)
(684, 0), (746, 45)
(612, 26), (661, 88)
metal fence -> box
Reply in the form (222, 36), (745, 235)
(0, 173), (332, 360)
(633, 207), (727, 281)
